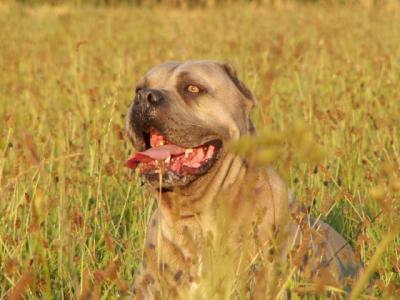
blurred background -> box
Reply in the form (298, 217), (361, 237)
(0, 0), (399, 299)
(9, 0), (392, 6)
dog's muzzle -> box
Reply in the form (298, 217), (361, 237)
(134, 88), (164, 113)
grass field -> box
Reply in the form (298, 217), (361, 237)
(0, 1), (400, 299)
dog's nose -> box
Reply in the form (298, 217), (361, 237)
(137, 89), (163, 105)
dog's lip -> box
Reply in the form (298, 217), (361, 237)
(127, 139), (222, 169)
(126, 128), (223, 176)
(169, 138), (222, 149)
(132, 128), (222, 151)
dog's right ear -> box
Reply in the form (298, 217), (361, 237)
(220, 63), (256, 109)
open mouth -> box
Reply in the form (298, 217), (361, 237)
(126, 129), (222, 185)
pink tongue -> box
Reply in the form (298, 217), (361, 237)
(126, 145), (185, 169)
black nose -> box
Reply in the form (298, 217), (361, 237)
(137, 89), (163, 105)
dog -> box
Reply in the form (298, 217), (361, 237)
(126, 61), (358, 299)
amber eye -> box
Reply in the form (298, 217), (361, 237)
(186, 85), (200, 94)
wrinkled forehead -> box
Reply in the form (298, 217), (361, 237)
(137, 61), (229, 88)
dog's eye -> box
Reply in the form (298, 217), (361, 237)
(186, 85), (200, 94)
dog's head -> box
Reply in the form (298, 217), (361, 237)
(126, 60), (255, 189)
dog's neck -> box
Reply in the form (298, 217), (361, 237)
(157, 152), (248, 218)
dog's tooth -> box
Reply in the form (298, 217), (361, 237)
(185, 148), (193, 158)
(206, 145), (215, 159)
(165, 156), (171, 163)
(159, 140), (164, 146)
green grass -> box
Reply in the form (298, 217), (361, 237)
(0, 1), (399, 299)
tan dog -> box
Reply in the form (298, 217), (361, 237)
(126, 61), (358, 299)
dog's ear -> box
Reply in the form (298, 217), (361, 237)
(221, 63), (256, 109)
(221, 63), (257, 134)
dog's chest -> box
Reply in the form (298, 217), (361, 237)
(159, 211), (217, 274)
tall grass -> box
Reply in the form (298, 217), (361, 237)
(0, 1), (399, 299)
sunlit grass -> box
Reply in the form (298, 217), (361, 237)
(0, 1), (399, 299)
